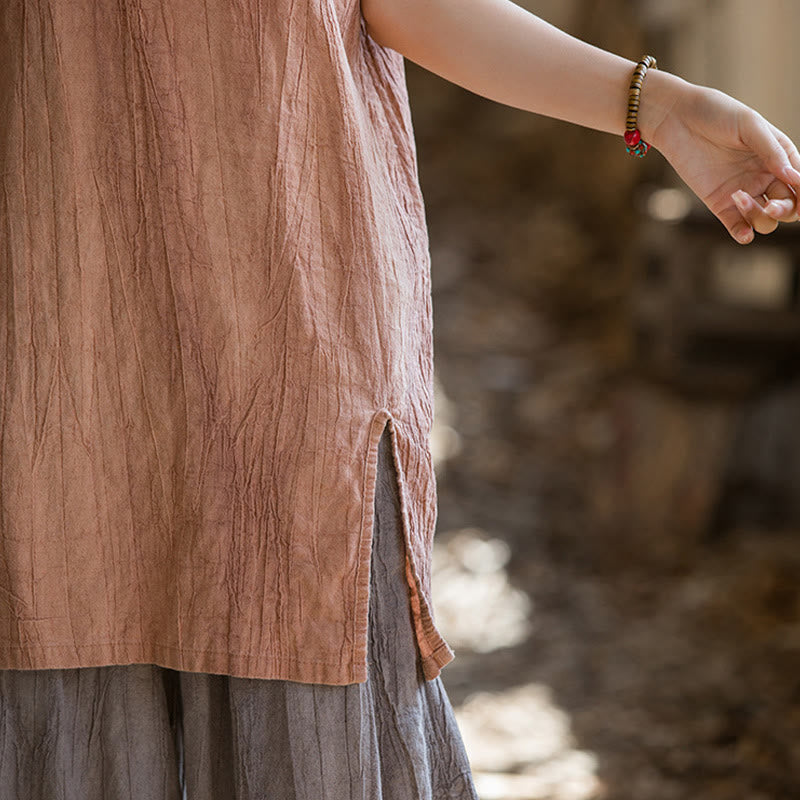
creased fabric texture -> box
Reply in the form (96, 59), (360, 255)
(0, 426), (478, 800)
(0, 0), (454, 683)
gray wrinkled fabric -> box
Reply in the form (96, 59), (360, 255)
(0, 426), (478, 800)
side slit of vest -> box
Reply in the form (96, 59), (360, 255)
(353, 411), (455, 684)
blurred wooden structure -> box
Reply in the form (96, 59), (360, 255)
(641, 0), (800, 144)
(631, 1), (800, 396)
(633, 199), (800, 396)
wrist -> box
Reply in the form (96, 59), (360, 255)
(635, 68), (691, 154)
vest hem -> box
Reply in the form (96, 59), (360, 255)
(0, 641), (368, 685)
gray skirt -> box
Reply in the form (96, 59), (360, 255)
(0, 426), (478, 800)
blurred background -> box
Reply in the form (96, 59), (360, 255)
(411, 1), (800, 798)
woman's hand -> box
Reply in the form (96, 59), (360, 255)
(645, 80), (800, 245)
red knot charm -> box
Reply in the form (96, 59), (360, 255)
(624, 129), (641, 147)
(624, 128), (651, 157)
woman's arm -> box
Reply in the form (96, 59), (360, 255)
(360, 0), (800, 244)
(360, 0), (678, 141)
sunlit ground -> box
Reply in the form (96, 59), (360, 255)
(429, 374), (713, 800)
(432, 350), (605, 796)
(431, 382), (603, 800)
(431, 525), (604, 800)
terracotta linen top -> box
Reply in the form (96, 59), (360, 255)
(0, 0), (455, 684)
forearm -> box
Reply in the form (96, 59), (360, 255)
(360, 0), (690, 146)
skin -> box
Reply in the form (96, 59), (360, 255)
(360, 0), (800, 245)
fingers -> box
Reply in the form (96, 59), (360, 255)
(729, 176), (799, 244)
(732, 190), (779, 239)
(721, 115), (800, 244)
(719, 203), (755, 245)
(762, 178), (800, 223)
(764, 197), (800, 223)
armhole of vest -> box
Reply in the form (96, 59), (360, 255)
(354, 410), (455, 684)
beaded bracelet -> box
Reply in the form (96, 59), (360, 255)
(624, 55), (658, 157)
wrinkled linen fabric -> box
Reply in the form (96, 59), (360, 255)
(0, 0), (454, 683)
(0, 426), (479, 800)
